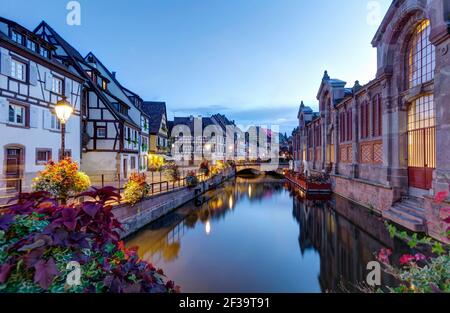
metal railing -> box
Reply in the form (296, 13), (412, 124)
(89, 171), (209, 200)
(0, 168), (232, 207)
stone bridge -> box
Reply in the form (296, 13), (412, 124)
(235, 163), (289, 175)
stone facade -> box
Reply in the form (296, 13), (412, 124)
(292, 0), (450, 242)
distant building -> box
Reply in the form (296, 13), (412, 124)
(245, 126), (279, 162)
(170, 114), (244, 165)
(141, 101), (169, 156)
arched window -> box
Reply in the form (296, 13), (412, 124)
(408, 19), (435, 88)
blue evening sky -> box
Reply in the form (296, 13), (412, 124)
(1, 0), (391, 134)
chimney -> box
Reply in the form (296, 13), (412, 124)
(112, 71), (116, 79)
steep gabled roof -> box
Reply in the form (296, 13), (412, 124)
(142, 102), (167, 134)
(0, 18), (82, 81)
(33, 22), (139, 128)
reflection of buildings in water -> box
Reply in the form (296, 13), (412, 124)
(293, 195), (399, 292)
(127, 217), (187, 265)
(127, 178), (286, 266)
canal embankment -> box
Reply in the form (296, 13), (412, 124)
(114, 169), (236, 238)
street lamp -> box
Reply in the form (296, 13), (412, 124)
(55, 96), (73, 159)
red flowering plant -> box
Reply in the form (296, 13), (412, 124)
(374, 189), (450, 293)
(0, 187), (178, 293)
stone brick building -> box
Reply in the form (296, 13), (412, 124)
(293, 0), (450, 242)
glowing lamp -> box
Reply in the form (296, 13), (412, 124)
(55, 97), (73, 124)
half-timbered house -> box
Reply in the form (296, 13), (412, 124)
(141, 101), (169, 156)
(33, 22), (143, 180)
(0, 17), (83, 192)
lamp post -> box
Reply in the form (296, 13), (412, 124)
(55, 96), (73, 160)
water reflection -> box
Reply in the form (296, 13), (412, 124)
(126, 177), (404, 292)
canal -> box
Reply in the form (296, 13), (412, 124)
(126, 176), (406, 293)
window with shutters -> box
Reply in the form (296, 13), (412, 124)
(50, 114), (61, 131)
(11, 59), (27, 82)
(51, 76), (63, 94)
(8, 103), (26, 126)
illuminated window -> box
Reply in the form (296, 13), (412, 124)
(408, 95), (435, 131)
(408, 20), (435, 88)
(407, 95), (435, 168)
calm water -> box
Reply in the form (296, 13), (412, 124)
(126, 176), (405, 293)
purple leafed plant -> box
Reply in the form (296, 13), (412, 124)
(0, 187), (178, 293)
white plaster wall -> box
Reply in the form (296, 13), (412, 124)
(0, 98), (81, 175)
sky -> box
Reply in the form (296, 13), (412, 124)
(0, 0), (391, 134)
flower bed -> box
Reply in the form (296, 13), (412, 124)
(32, 158), (91, 204)
(0, 188), (178, 293)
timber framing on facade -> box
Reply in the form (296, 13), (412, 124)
(0, 17), (84, 192)
(292, 0), (450, 243)
(33, 21), (154, 179)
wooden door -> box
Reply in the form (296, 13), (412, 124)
(5, 148), (22, 191)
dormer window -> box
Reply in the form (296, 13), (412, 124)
(11, 31), (23, 45)
(26, 40), (37, 52)
(102, 79), (107, 90)
(119, 104), (128, 115)
(40, 47), (49, 59)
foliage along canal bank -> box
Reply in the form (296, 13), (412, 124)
(0, 187), (178, 293)
(115, 168), (236, 238)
